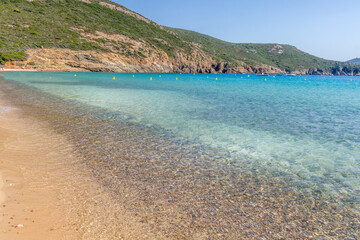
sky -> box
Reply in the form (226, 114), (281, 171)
(113, 0), (360, 62)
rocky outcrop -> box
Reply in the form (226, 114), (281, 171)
(5, 49), (171, 72)
(5, 48), (287, 74)
(292, 66), (360, 76)
(12, 48), (357, 75)
(3, 23), (289, 74)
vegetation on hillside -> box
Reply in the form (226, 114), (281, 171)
(167, 27), (360, 74)
(0, 0), (190, 64)
(1, 0), (359, 74)
(347, 58), (360, 65)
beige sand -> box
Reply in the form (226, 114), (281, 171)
(0, 103), (84, 239)
(0, 97), (164, 239)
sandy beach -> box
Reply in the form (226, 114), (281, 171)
(0, 94), (164, 239)
(0, 98), (84, 239)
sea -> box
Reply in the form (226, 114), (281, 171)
(1, 72), (359, 238)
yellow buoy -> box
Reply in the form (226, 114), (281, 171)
(132, 75), (135, 77)
(265, 78), (267, 81)
(150, 77), (152, 81)
(248, 75), (249, 77)
(159, 75), (161, 77)
(207, 76), (209, 78)
(215, 77), (218, 80)
(304, 78), (306, 81)
(113, 76), (115, 80)
(350, 79), (352, 81)
(74, 74), (76, 77)
(176, 77), (178, 80)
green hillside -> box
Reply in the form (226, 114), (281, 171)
(168, 27), (359, 74)
(0, 0), (190, 63)
(0, 0), (359, 75)
(347, 58), (360, 65)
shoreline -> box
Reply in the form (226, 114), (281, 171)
(1, 73), (359, 239)
(0, 68), (37, 72)
(0, 101), (83, 239)
(0, 94), (163, 239)
(1, 68), (360, 76)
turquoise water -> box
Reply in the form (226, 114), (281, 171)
(2, 71), (360, 237)
(3, 72), (360, 206)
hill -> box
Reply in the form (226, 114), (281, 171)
(167, 28), (360, 75)
(0, 0), (359, 75)
(347, 58), (360, 65)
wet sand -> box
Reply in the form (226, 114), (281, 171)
(0, 102), (81, 239)
(0, 97), (165, 239)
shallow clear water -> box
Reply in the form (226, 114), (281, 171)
(1, 72), (360, 238)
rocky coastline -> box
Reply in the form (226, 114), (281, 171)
(3, 48), (358, 75)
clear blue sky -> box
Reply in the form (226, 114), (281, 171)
(113, 0), (360, 61)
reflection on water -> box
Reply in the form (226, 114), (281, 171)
(0, 73), (359, 239)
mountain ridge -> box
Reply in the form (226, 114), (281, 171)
(347, 58), (360, 65)
(1, 0), (359, 75)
